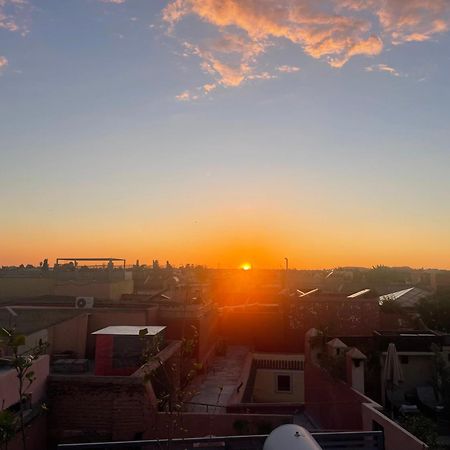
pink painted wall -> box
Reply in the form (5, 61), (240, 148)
(0, 355), (49, 409)
(8, 414), (47, 450)
(305, 362), (365, 430)
(361, 403), (429, 450)
(304, 361), (428, 450)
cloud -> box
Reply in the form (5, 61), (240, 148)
(175, 89), (199, 101)
(277, 65), (300, 73)
(203, 83), (216, 93)
(247, 71), (277, 80)
(0, 0), (29, 34)
(162, 0), (450, 90)
(0, 56), (8, 71)
(340, 0), (450, 44)
(163, 0), (384, 83)
(365, 63), (400, 76)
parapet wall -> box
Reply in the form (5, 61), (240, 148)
(47, 374), (293, 445)
(304, 361), (429, 450)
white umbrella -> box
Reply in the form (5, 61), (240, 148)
(384, 342), (404, 416)
(384, 343), (404, 387)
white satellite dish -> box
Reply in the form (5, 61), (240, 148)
(263, 425), (322, 450)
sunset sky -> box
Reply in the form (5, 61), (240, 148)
(1, 0), (450, 269)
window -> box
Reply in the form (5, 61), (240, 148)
(276, 374), (291, 392)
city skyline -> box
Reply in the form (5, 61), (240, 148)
(1, 0), (450, 269)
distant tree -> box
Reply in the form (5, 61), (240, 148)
(366, 265), (409, 286)
(418, 291), (450, 332)
(399, 414), (438, 449)
(431, 343), (450, 412)
(0, 328), (48, 450)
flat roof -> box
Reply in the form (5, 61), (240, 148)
(92, 325), (166, 336)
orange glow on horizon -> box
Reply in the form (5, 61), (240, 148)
(241, 263), (252, 271)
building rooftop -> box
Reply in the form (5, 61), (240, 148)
(347, 288), (372, 299)
(92, 325), (166, 336)
(0, 307), (86, 335)
(379, 287), (430, 308)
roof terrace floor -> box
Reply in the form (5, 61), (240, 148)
(186, 345), (249, 412)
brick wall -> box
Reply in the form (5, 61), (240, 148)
(48, 375), (292, 445)
(47, 375), (156, 444)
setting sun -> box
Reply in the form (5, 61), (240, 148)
(241, 263), (252, 271)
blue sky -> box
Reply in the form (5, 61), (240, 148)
(1, 0), (450, 268)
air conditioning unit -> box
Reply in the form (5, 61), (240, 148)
(75, 296), (95, 309)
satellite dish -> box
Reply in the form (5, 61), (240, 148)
(263, 425), (322, 450)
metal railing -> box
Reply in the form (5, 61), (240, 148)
(57, 431), (384, 450)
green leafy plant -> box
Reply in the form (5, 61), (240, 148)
(0, 328), (48, 450)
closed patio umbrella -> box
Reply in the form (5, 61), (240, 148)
(384, 342), (404, 416)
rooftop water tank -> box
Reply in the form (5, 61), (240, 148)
(263, 424), (322, 450)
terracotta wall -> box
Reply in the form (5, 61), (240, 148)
(154, 310), (219, 366)
(304, 361), (429, 450)
(219, 299), (384, 354)
(53, 279), (133, 301)
(47, 375), (155, 444)
(0, 277), (54, 298)
(219, 310), (286, 351)
(8, 414), (47, 450)
(362, 403), (428, 450)
(48, 313), (89, 358)
(0, 355), (49, 409)
(305, 362), (366, 430)
(47, 373), (293, 445)
(287, 299), (381, 352)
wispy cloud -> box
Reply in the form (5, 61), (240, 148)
(340, 0), (450, 44)
(0, 0), (30, 34)
(175, 89), (199, 101)
(277, 65), (300, 73)
(365, 63), (400, 77)
(203, 83), (216, 93)
(162, 0), (450, 91)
